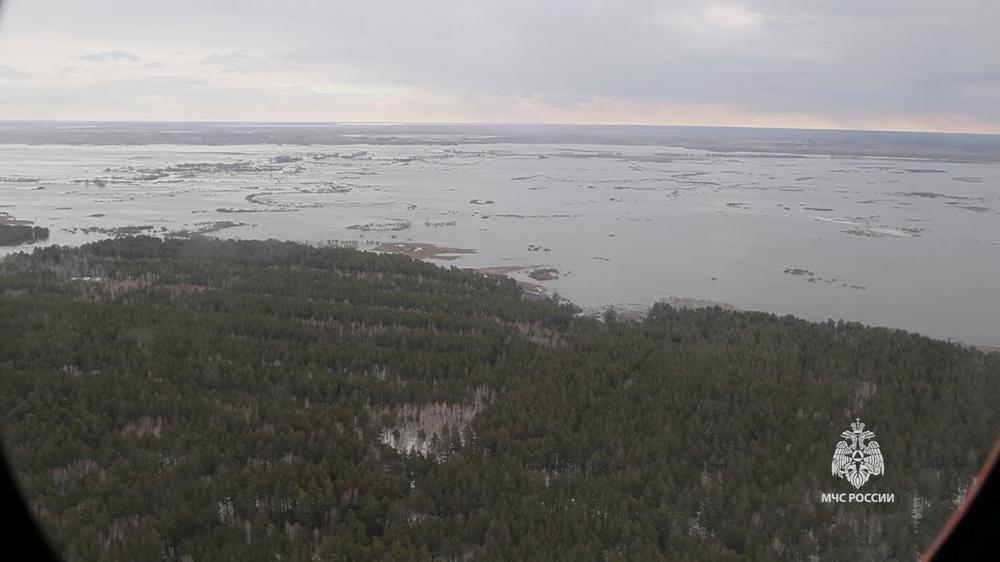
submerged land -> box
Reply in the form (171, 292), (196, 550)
(0, 222), (49, 246)
(2, 122), (998, 346)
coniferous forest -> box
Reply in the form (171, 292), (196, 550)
(0, 236), (998, 561)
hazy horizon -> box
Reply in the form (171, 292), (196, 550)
(4, 118), (1000, 136)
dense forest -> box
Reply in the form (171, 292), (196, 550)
(0, 237), (997, 561)
(0, 224), (50, 246)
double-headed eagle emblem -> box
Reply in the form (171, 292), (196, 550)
(832, 418), (884, 489)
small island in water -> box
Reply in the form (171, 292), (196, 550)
(0, 223), (50, 246)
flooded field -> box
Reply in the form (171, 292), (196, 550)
(2, 124), (999, 346)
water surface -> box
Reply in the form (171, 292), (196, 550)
(2, 123), (999, 346)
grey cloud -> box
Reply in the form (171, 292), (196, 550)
(201, 52), (252, 70)
(1, 0), (998, 128)
(254, 0), (1000, 122)
(201, 51), (294, 74)
(0, 64), (34, 78)
(79, 50), (141, 63)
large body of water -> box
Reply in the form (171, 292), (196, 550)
(2, 123), (999, 346)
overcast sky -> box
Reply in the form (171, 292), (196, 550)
(1, 0), (998, 132)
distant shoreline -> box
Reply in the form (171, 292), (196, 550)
(2, 121), (1000, 162)
(4, 233), (998, 354)
(373, 239), (1000, 352)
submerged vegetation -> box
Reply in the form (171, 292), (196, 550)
(0, 237), (997, 561)
(0, 224), (50, 246)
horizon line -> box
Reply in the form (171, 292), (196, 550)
(2, 118), (998, 136)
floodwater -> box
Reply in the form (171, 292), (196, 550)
(2, 125), (999, 346)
